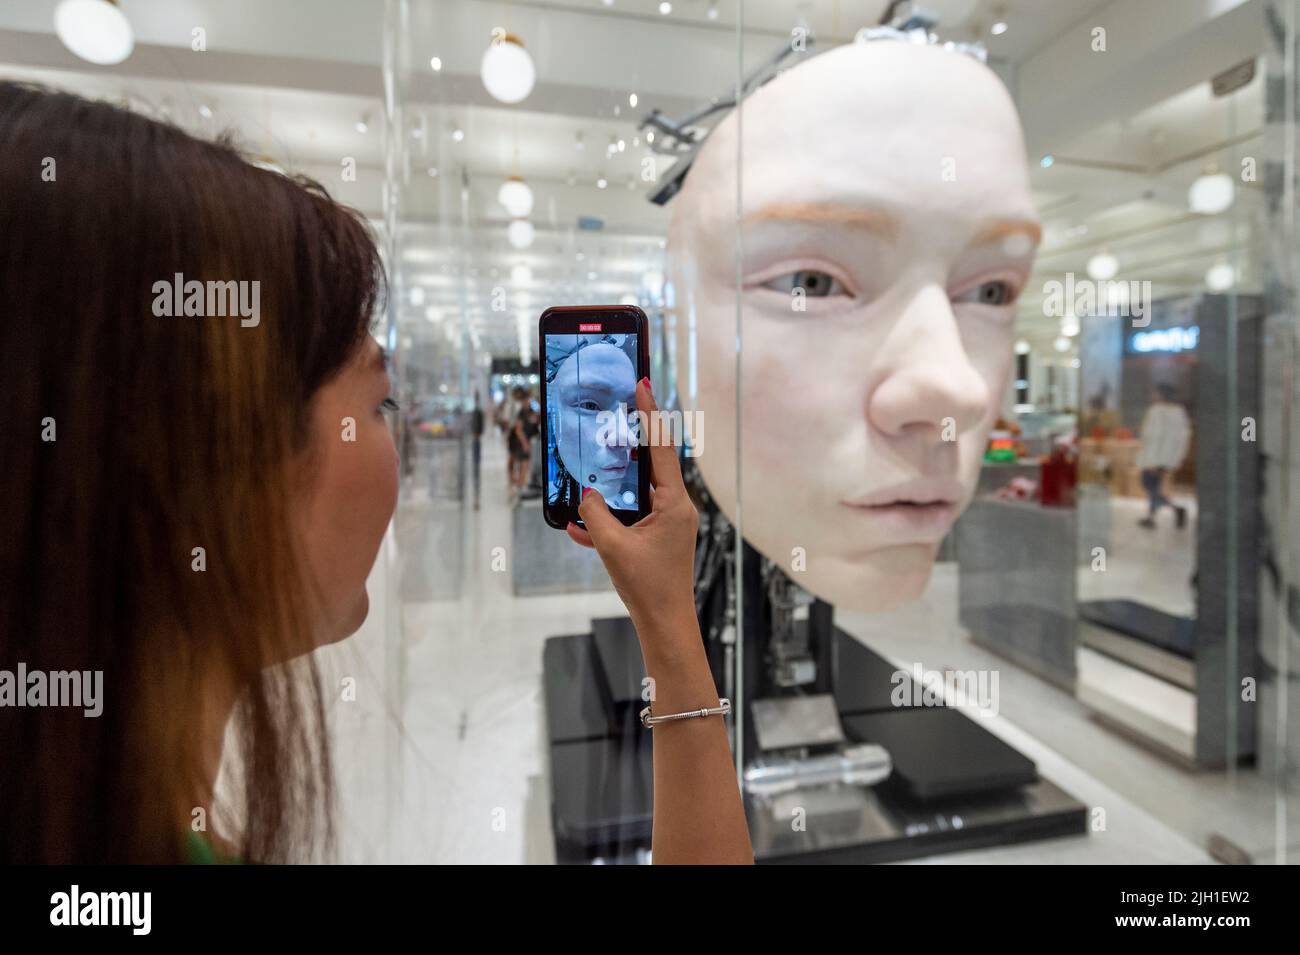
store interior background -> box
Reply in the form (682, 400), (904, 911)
(4, 0), (1297, 863)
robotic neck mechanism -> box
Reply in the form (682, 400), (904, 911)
(683, 456), (893, 800)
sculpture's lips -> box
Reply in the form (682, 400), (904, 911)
(840, 479), (965, 542)
(843, 478), (965, 509)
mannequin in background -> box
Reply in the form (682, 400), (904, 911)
(666, 39), (1039, 612)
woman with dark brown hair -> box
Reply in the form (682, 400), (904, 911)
(0, 82), (751, 864)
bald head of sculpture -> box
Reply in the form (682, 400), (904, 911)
(667, 40), (1039, 611)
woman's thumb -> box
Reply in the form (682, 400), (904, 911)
(577, 488), (620, 544)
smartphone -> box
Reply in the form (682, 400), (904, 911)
(539, 305), (651, 530)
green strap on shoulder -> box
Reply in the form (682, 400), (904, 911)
(185, 829), (241, 864)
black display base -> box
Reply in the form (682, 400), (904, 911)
(543, 620), (1088, 864)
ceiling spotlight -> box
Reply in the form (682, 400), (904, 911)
(1039, 154), (1055, 168)
(617, 139), (626, 152)
(355, 113), (370, 134)
(707, 4), (719, 19)
(1061, 315), (1080, 337)
(198, 103), (213, 119)
(1189, 168), (1235, 215)
(451, 125), (464, 142)
(1053, 336), (1072, 353)
(1014, 340), (1031, 355)
(1087, 251), (1119, 281)
(596, 177), (608, 189)
(481, 32), (536, 104)
(409, 286), (426, 306)
(55, 0), (134, 65)
(629, 93), (638, 108)
(512, 264), (533, 284)
(498, 176), (534, 217)
(427, 166), (439, 178)
(646, 130), (655, 144)
(659, 2), (672, 14)
(507, 219), (535, 250)
(991, 22), (1008, 36)
(430, 56), (442, 71)
(1206, 261), (1236, 291)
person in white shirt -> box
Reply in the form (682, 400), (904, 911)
(1136, 383), (1192, 529)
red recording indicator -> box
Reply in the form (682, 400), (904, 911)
(578, 322), (602, 332)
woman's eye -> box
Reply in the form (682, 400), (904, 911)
(576, 399), (601, 412)
(380, 397), (400, 413)
(760, 269), (847, 298)
(956, 280), (1018, 307)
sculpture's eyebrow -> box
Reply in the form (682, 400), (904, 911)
(743, 202), (899, 239)
(970, 218), (1042, 249)
(742, 202), (1042, 254)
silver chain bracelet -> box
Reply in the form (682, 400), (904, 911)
(640, 698), (731, 729)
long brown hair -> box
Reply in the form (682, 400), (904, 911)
(0, 82), (384, 862)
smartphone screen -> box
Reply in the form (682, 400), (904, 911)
(539, 306), (649, 529)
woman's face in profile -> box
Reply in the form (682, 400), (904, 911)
(296, 339), (400, 644)
(553, 342), (637, 502)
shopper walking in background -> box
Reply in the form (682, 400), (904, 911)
(507, 389), (532, 493)
(1136, 383), (1192, 529)
(469, 395), (484, 509)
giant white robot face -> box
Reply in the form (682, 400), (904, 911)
(667, 40), (1039, 612)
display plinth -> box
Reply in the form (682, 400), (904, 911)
(543, 620), (1087, 864)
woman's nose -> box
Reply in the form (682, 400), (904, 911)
(867, 287), (991, 441)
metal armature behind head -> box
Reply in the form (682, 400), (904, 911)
(640, 2), (986, 206)
(638, 34), (815, 205)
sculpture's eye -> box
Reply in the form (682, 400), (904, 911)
(761, 269), (848, 298)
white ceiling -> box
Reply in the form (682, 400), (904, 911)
(0, 0), (1266, 362)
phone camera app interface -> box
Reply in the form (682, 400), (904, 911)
(544, 332), (639, 511)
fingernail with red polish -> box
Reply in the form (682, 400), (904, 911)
(582, 487), (593, 499)
(640, 376), (652, 395)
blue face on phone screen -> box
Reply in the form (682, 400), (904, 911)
(543, 332), (641, 512)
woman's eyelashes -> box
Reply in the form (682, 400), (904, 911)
(379, 396), (400, 414)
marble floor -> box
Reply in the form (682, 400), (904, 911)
(320, 442), (1299, 864)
